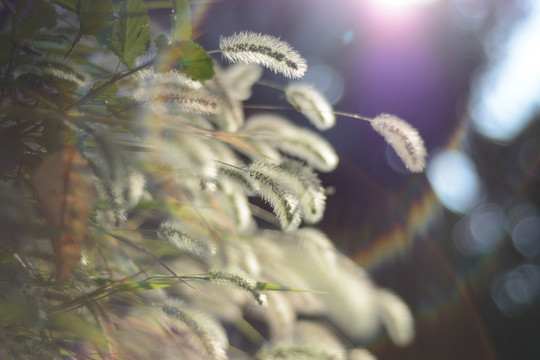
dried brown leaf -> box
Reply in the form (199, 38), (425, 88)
(33, 146), (96, 282)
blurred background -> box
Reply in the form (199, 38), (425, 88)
(195, 0), (540, 359)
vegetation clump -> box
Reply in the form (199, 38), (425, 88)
(0, 1), (426, 358)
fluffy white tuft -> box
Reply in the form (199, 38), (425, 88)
(285, 83), (336, 130)
(219, 32), (307, 79)
(209, 269), (267, 305)
(32, 57), (87, 85)
(377, 289), (415, 346)
(158, 218), (215, 257)
(349, 349), (378, 360)
(244, 113), (339, 172)
(370, 114), (427, 173)
(162, 299), (228, 360)
(249, 160), (303, 231)
(220, 63), (263, 101)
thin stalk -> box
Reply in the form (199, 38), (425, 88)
(251, 80), (375, 122)
(0, 0), (14, 14)
(256, 79), (284, 91)
(333, 110), (371, 122)
(242, 104), (373, 122)
(248, 203), (280, 227)
(214, 159), (249, 172)
(51, 271), (148, 314)
(242, 103), (294, 112)
(64, 31), (83, 59)
(65, 60), (155, 111)
(103, 228), (194, 289)
(234, 318), (265, 344)
(113, 59), (122, 76)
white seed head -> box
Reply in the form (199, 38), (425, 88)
(32, 57), (87, 85)
(219, 31), (307, 79)
(377, 288), (415, 346)
(219, 63), (263, 101)
(244, 113), (339, 172)
(370, 114), (427, 172)
(209, 269), (267, 305)
(285, 83), (336, 130)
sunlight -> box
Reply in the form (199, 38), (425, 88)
(367, 0), (437, 12)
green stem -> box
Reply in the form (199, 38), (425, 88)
(234, 318), (266, 344)
(64, 31), (83, 59)
(333, 110), (372, 122)
(113, 59), (122, 76)
(256, 79), (284, 91)
(99, 227), (194, 289)
(242, 104), (373, 122)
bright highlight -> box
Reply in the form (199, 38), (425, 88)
(367, 0), (437, 11)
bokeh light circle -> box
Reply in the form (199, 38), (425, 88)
(426, 150), (483, 214)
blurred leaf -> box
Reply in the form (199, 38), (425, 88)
(88, 80), (118, 102)
(154, 33), (169, 54)
(42, 115), (74, 152)
(108, 0), (150, 68)
(15, 0), (58, 39)
(171, 0), (191, 43)
(105, 96), (141, 119)
(58, 276), (179, 312)
(78, 0), (113, 36)
(33, 146), (96, 282)
(255, 281), (326, 294)
(50, 0), (78, 13)
(155, 40), (214, 82)
(48, 312), (111, 354)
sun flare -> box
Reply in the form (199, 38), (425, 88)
(367, 0), (437, 12)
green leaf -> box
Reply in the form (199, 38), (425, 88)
(255, 282), (326, 294)
(171, 0), (191, 43)
(154, 33), (169, 54)
(78, 0), (113, 36)
(108, 0), (151, 68)
(50, 0), (78, 13)
(155, 40), (214, 83)
(88, 80), (118, 102)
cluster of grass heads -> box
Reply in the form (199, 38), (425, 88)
(0, 1), (425, 359)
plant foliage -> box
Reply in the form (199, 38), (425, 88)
(0, 1), (425, 359)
